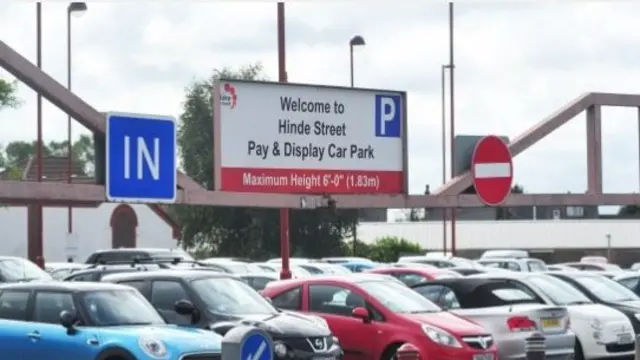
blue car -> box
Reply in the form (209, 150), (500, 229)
(0, 282), (222, 359)
(339, 261), (379, 272)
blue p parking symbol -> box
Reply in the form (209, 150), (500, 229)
(374, 94), (401, 138)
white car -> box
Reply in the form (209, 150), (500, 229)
(470, 272), (635, 360)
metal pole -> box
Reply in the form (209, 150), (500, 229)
(35, 2), (44, 267)
(349, 45), (354, 88)
(606, 233), (612, 262)
(448, 2), (457, 255)
(277, 2), (291, 280)
(66, 9), (73, 235)
(441, 65), (448, 255)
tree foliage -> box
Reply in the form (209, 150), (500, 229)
(0, 77), (19, 109)
(342, 236), (421, 263)
(174, 64), (358, 259)
(0, 135), (95, 174)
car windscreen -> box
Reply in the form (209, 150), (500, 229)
(573, 275), (639, 302)
(192, 277), (278, 315)
(359, 280), (441, 313)
(0, 258), (52, 282)
(82, 289), (165, 326)
(525, 275), (592, 305)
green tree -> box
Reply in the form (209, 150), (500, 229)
(174, 64), (357, 259)
(618, 205), (639, 218)
(0, 77), (19, 109)
(367, 236), (422, 263)
(2, 135), (95, 172)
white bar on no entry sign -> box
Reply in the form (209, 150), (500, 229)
(474, 162), (511, 178)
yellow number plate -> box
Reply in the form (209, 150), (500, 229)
(542, 318), (560, 328)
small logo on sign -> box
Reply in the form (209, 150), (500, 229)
(221, 83), (237, 109)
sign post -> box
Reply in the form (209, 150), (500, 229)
(471, 135), (513, 206)
(106, 112), (177, 203)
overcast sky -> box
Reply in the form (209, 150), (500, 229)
(1, 2), (639, 214)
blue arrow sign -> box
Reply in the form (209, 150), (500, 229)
(106, 112), (177, 203)
(241, 332), (273, 360)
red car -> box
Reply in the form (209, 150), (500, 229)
(262, 274), (497, 360)
(366, 267), (462, 286)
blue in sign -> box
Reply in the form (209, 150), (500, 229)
(106, 112), (177, 203)
(241, 333), (273, 360)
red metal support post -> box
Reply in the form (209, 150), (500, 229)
(277, 2), (291, 280)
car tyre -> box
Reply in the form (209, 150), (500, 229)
(381, 342), (404, 360)
(573, 339), (584, 360)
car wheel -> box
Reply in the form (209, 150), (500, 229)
(381, 343), (403, 360)
(573, 340), (584, 360)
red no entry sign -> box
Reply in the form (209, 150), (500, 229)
(471, 135), (513, 206)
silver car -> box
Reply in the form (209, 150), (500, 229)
(411, 277), (574, 360)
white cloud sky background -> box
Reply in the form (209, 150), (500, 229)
(1, 1), (640, 215)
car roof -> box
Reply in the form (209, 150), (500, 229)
(411, 277), (513, 293)
(101, 269), (236, 282)
(369, 266), (447, 275)
(267, 273), (392, 287)
(0, 281), (131, 292)
(238, 272), (280, 279)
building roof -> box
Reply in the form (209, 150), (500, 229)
(1, 156), (179, 237)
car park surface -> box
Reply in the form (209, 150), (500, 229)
(468, 272), (635, 360)
(0, 281), (221, 360)
(102, 270), (341, 359)
(411, 277), (575, 360)
(365, 266), (462, 286)
(262, 274), (497, 360)
(547, 271), (640, 333)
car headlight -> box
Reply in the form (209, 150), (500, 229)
(274, 341), (288, 357)
(138, 336), (168, 359)
(421, 324), (462, 348)
(590, 318), (603, 330)
(310, 315), (330, 330)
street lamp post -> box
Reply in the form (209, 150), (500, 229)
(441, 64), (451, 254)
(349, 35), (365, 87)
(348, 34), (365, 256)
(66, 2), (87, 238)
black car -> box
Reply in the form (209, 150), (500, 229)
(84, 248), (193, 264)
(448, 268), (486, 276)
(102, 270), (343, 359)
(547, 271), (640, 332)
(64, 261), (170, 282)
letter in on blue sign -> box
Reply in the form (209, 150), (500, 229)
(106, 112), (177, 203)
(374, 94), (402, 138)
(241, 333), (273, 360)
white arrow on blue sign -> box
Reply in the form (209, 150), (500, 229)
(241, 333), (273, 360)
(106, 112), (177, 203)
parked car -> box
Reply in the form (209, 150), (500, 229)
(84, 248), (193, 264)
(0, 256), (52, 283)
(321, 257), (374, 264)
(365, 266), (461, 286)
(200, 259), (264, 274)
(546, 265), (581, 272)
(547, 271), (640, 333)
(237, 272), (280, 291)
(256, 263), (313, 277)
(0, 281), (222, 359)
(580, 256), (609, 264)
(298, 262), (353, 275)
(480, 250), (529, 259)
(448, 268), (487, 276)
(339, 261), (380, 273)
(398, 255), (480, 269)
(262, 274), (497, 360)
(102, 270), (342, 359)
(469, 272), (635, 360)
(411, 277), (575, 360)
(559, 262), (622, 272)
(614, 272), (640, 296)
(629, 263), (640, 271)
(476, 258), (547, 272)
(63, 262), (169, 282)
(44, 263), (88, 280)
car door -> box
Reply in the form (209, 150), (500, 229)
(0, 290), (32, 360)
(24, 291), (95, 360)
(149, 280), (193, 325)
(306, 283), (378, 360)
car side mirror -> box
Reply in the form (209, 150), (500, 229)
(174, 299), (200, 324)
(60, 310), (77, 332)
(351, 307), (371, 323)
(210, 321), (236, 336)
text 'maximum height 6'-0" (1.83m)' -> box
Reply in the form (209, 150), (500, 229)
(213, 80), (408, 194)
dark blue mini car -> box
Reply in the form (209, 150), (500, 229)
(0, 282), (222, 359)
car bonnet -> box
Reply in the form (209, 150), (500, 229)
(398, 311), (487, 336)
(239, 311), (331, 337)
(99, 325), (222, 352)
(567, 303), (629, 322)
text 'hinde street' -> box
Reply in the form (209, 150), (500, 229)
(245, 96), (375, 161)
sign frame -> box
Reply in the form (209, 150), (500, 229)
(212, 79), (408, 196)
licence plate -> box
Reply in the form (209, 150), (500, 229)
(473, 354), (494, 360)
(617, 333), (633, 344)
(541, 318), (560, 328)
